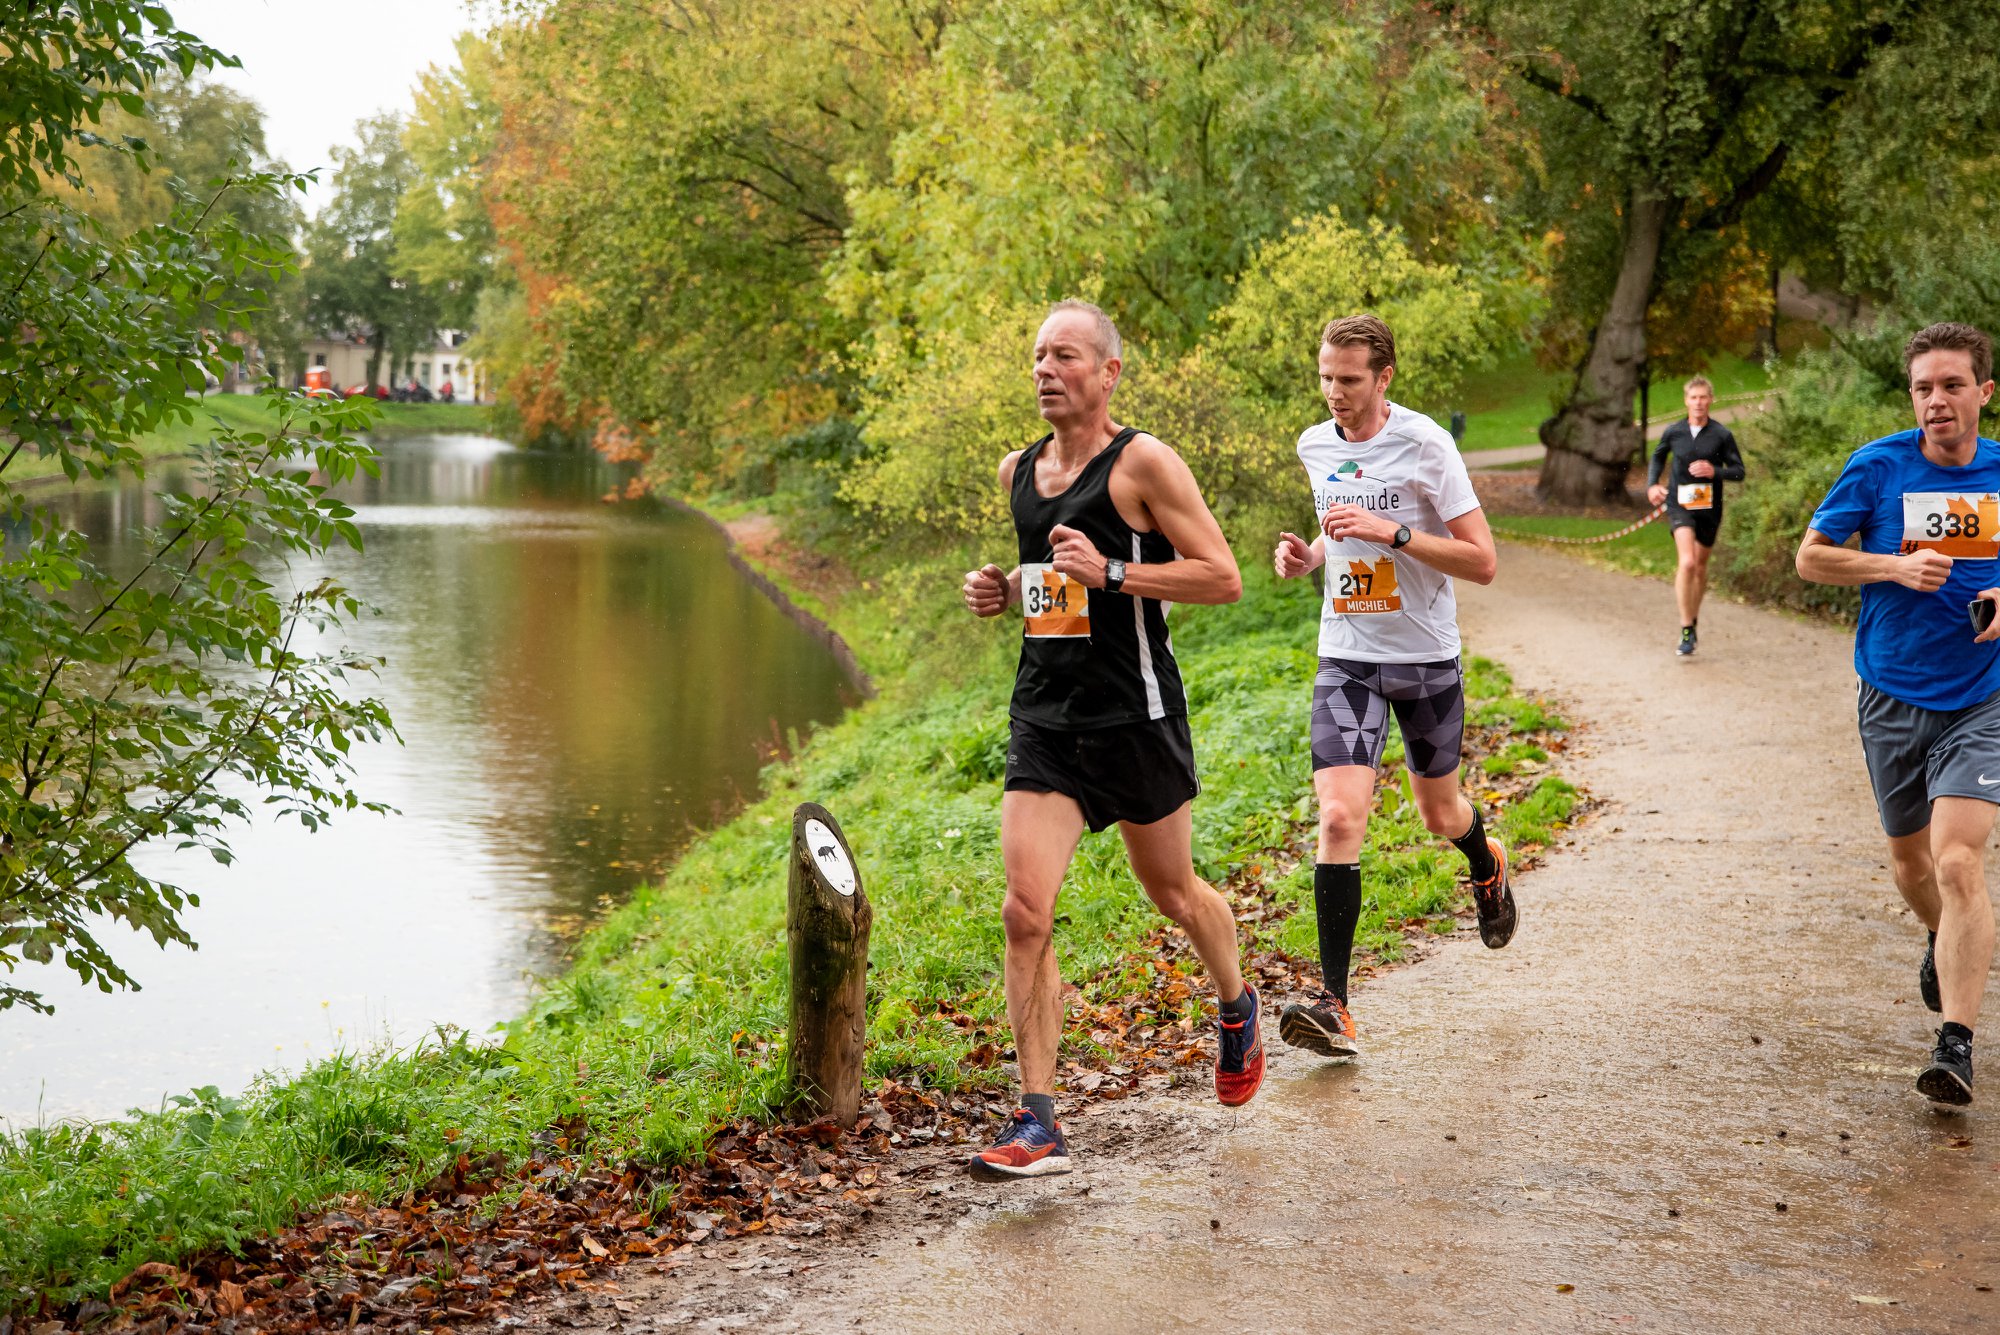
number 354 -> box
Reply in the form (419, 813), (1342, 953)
(1025, 583), (1070, 615)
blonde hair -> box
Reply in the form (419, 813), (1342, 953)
(1321, 314), (1396, 374)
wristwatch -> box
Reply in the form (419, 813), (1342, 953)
(1104, 558), (1127, 592)
(1391, 525), (1413, 550)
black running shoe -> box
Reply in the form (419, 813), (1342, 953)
(1676, 626), (1696, 657)
(1920, 934), (1942, 1014)
(1472, 837), (1517, 948)
(1279, 991), (1360, 1059)
(1917, 1028), (1973, 1107)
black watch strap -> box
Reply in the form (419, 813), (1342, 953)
(1391, 525), (1412, 549)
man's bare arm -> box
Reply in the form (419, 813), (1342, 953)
(1797, 528), (1949, 591)
(1053, 437), (1240, 604)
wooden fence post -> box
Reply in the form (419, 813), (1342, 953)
(787, 802), (872, 1123)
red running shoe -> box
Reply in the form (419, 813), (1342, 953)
(1215, 983), (1265, 1107)
(968, 1109), (1072, 1181)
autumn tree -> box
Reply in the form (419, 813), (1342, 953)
(304, 112), (441, 390)
(1450, 0), (1997, 503)
(1, 4), (392, 1014)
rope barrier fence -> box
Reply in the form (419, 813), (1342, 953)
(1490, 503), (1669, 546)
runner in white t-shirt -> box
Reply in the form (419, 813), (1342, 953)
(1270, 314), (1518, 1060)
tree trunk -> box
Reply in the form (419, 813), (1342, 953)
(1537, 191), (1672, 505)
(786, 802), (872, 1124)
(366, 328), (386, 392)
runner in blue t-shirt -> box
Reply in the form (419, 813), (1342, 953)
(1798, 321), (2000, 1106)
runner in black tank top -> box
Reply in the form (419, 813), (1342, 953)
(1010, 426), (1186, 728)
(959, 300), (1264, 1182)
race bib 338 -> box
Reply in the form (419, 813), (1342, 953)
(1021, 562), (1090, 638)
(1902, 492), (2000, 558)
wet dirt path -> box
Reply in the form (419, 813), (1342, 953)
(587, 544), (2000, 1333)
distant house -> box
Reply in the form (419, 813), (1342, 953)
(295, 331), (491, 403)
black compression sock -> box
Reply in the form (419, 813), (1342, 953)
(1314, 862), (1362, 1004)
(1943, 1021), (1975, 1044)
(1218, 987), (1255, 1022)
(1022, 1092), (1057, 1129)
(1452, 806), (1498, 881)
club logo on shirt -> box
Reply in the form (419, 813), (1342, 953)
(1328, 461), (1364, 482)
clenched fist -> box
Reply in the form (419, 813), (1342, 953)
(1895, 549), (1954, 593)
(1049, 523), (1106, 588)
(963, 563), (1010, 617)
(1274, 531), (1320, 579)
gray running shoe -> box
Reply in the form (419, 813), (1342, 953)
(1918, 1028), (1973, 1107)
(1676, 626), (1697, 657)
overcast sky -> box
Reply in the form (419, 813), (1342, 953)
(165, 0), (492, 214)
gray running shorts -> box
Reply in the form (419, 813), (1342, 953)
(1311, 656), (1465, 778)
(1856, 681), (2000, 838)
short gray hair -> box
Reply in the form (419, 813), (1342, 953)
(1683, 375), (1713, 395)
(1047, 299), (1122, 363)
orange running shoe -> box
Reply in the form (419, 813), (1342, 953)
(1279, 991), (1360, 1059)
(1215, 984), (1265, 1107)
(1472, 836), (1517, 949)
(968, 1109), (1072, 1181)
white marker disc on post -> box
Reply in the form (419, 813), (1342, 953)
(803, 818), (856, 896)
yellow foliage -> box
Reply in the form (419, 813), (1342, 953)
(1209, 211), (1524, 414)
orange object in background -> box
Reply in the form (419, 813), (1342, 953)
(304, 366), (334, 398)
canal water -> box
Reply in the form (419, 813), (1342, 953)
(0, 434), (855, 1126)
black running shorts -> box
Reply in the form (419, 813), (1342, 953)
(1311, 656), (1465, 778)
(1668, 505), (1722, 548)
(1004, 714), (1200, 833)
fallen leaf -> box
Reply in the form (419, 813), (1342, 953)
(1555, 1283), (1575, 1293)
(1852, 1295), (1899, 1305)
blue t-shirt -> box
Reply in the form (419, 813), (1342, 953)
(1809, 428), (2000, 711)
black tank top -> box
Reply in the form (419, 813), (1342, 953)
(1010, 427), (1186, 728)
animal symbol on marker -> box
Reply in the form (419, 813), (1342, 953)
(817, 843), (840, 866)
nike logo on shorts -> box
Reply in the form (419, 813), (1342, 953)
(1981, 775), (2000, 787)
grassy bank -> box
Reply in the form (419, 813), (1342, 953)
(1, 537), (1574, 1320)
(1456, 348), (1772, 453)
(6, 395), (493, 483)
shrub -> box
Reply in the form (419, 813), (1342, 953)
(1715, 347), (1909, 618)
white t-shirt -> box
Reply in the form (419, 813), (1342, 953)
(1298, 401), (1482, 663)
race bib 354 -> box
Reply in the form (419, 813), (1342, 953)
(1677, 482), (1714, 511)
(1902, 492), (2000, 558)
(1021, 562), (1090, 638)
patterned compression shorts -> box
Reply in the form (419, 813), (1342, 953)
(1310, 655), (1466, 778)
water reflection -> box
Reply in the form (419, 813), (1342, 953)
(1, 435), (853, 1125)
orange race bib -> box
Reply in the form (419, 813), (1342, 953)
(1021, 562), (1090, 638)
(1331, 556), (1401, 615)
(1677, 482), (1714, 511)
(1902, 492), (2000, 558)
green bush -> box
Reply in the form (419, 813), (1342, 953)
(1714, 348), (1908, 618)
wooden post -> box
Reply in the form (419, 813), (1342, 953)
(786, 802), (872, 1123)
